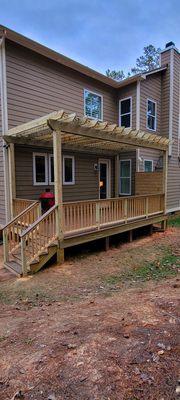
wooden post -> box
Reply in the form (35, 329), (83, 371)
(145, 196), (149, 219)
(96, 203), (100, 229)
(53, 130), (64, 264)
(105, 236), (110, 251)
(124, 199), (127, 223)
(8, 143), (16, 219)
(128, 230), (133, 242)
(21, 237), (28, 276)
(162, 150), (168, 214)
(115, 155), (119, 197)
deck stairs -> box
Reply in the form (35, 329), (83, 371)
(3, 202), (58, 277)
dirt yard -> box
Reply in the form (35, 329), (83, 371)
(0, 222), (179, 400)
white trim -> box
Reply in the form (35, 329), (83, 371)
(33, 152), (48, 186)
(144, 159), (153, 172)
(0, 36), (10, 222)
(119, 97), (132, 128)
(99, 158), (111, 199)
(49, 154), (54, 184)
(136, 81), (140, 130)
(136, 149), (140, 172)
(119, 159), (132, 195)
(84, 88), (103, 121)
(146, 98), (157, 132)
(169, 49), (174, 156)
(63, 155), (75, 185)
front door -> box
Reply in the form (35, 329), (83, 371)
(99, 159), (111, 199)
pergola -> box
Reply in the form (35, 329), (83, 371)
(3, 110), (170, 275)
(4, 109), (169, 232)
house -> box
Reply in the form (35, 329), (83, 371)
(0, 26), (179, 276)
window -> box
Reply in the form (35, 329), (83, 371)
(84, 89), (103, 120)
(33, 153), (48, 185)
(49, 154), (54, 184)
(119, 160), (131, 195)
(119, 97), (132, 128)
(144, 159), (153, 172)
(147, 99), (156, 131)
(63, 156), (75, 185)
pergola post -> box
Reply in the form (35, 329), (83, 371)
(53, 130), (64, 264)
(115, 154), (119, 197)
(8, 143), (16, 218)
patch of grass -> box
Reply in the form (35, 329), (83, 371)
(104, 252), (179, 285)
(0, 335), (7, 342)
(24, 337), (34, 345)
(168, 215), (180, 227)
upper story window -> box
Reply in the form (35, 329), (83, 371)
(147, 99), (156, 131)
(63, 156), (75, 185)
(33, 153), (48, 185)
(119, 97), (132, 128)
(144, 159), (153, 172)
(84, 89), (103, 120)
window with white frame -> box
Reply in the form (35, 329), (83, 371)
(144, 159), (153, 172)
(49, 154), (54, 184)
(147, 99), (156, 131)
(119, 97), (132, 128)
(119, 159), (131, 195)
(63, 156), (75, 185)
(33, 153), (48, 185)
(84, 89), (103, 120)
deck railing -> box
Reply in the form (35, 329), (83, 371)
(63, 194), (164, 234)
(3, 201), (41, 263)
(13, 198), (38, 217)
(20, 205), (57, 274)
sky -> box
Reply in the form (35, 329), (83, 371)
(0, 0), (179, 75)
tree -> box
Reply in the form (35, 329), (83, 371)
(131, 45), (161, 75)
(106, 45), (161, 80)
(106, 68), (125, 81)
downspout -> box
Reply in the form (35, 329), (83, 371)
(0, 33), (11, 222)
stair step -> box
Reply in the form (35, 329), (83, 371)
(4, 261), (22, 277)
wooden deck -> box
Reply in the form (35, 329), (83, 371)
(3, 194), (166, 276)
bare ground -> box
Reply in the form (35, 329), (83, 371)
(0, 226), (179, 400)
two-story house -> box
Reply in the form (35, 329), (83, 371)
(0, 26), (179, 276)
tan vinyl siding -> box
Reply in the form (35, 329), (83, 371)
(118, 83), (136, 129)
(15, 145), (115, 202)
(140, 74), (162, 135)
(167, 50), (180, 210)
(161, 49), (180, 211)
(0, 86), (6, 227)
(6, 41), (118, 129)
(138, 148), (162, 172)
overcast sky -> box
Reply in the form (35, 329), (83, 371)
(0, 0), (179, 74)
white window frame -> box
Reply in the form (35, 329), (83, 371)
(49, 154), (54, 185)
(63, 155), (75, 185)
(84, 89), (103, 121)
(144, 159), (153, 172)
(146, 99), (157, 132)
(119, 159), (131, 196)
(33, 152), (48, 186)
(119, 97), (132, 128)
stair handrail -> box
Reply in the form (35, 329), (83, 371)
(20, 205), (57, 238)
(3, 200), (40, 230)
(20, 205), (58, 275)
(3, 201), (41, 265)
